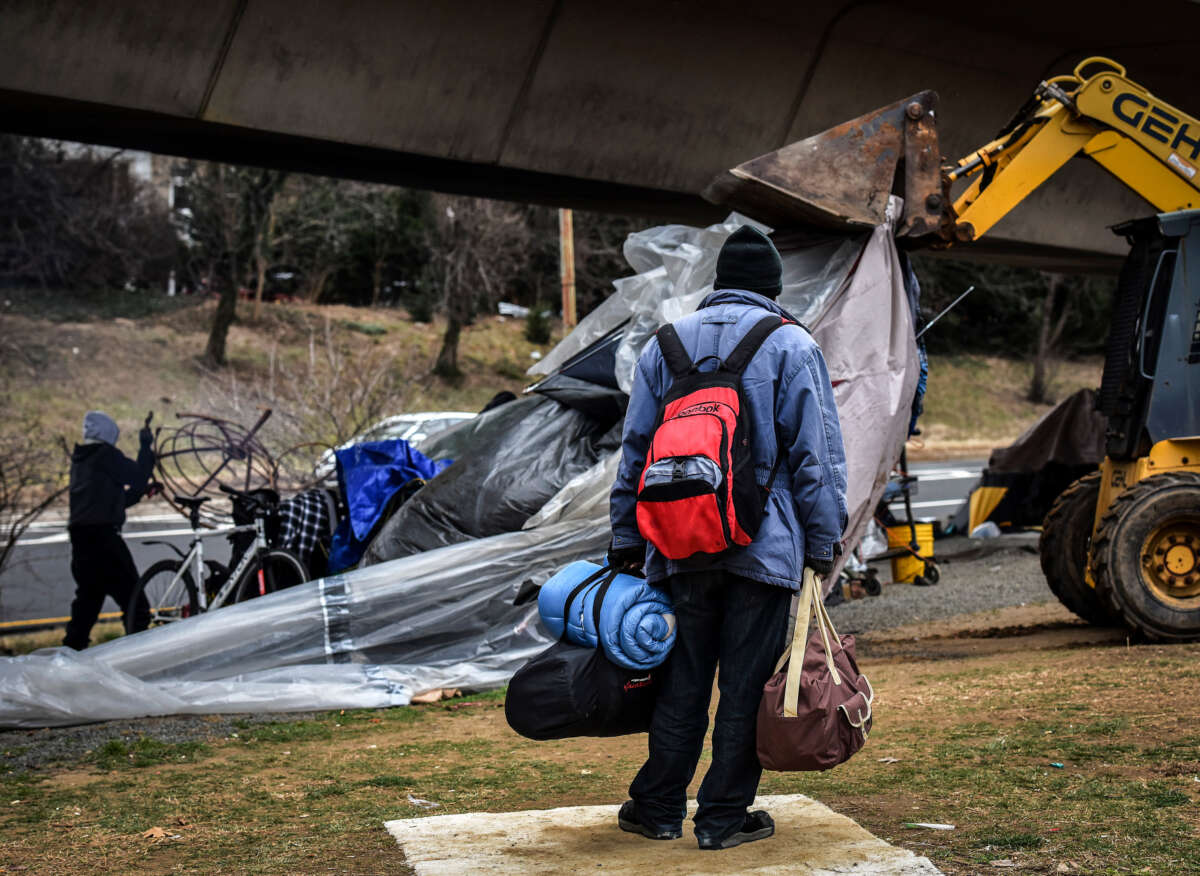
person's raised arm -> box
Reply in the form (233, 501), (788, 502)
(120, 420), (157, 507)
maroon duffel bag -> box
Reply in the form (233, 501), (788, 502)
(757, 568), (874, 772)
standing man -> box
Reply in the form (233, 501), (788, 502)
(608, 226), (848, 850)
(64, 411), (156, 649)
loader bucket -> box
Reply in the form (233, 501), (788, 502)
(704, 90), (947, 239)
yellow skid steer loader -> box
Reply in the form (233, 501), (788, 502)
(708, 58), (1200, 640)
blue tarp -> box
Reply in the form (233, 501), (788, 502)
(329, 440), (452, 571)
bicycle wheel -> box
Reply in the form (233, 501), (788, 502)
(233, 549), (309, 603)
(131, 559), (200, 627)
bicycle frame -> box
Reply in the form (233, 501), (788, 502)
(156, 520), (260, 616)
(206, 517), (270, 609)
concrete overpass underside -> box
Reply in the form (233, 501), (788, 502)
(4, 0), (1200, 270)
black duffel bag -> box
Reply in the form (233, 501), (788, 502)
(505, 566), (661, 740)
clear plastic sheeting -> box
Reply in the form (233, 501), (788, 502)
(529, 214), (767, 388)
(530, 213), (864, 395)
(0, 655), (413, 727)
(0, 497), (612, 728)
(776, 233), (865, 326)
(0, 207), (915, 728)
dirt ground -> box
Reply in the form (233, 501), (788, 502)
(3, 594), (1197, 874)
(2, 531), (1198, 875)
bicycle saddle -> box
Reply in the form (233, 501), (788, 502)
(174, 495), (210, 510)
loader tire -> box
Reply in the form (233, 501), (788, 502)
(1039, 471), (1120, 626)
(1090, 471), (1200, 642)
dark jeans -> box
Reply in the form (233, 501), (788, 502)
(629, 570), (791, 839)
(64, 525), (149, 650)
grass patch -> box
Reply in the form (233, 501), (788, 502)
(977, 831), (1044, 850)
(918, 354), (1102, 454)
(341, 320), (388, 336)
(230, 718), (337, 744)
(0, 299), (558, 471)
(3, 647), (1199, 874)
(89, 736), (209, 769)
(1, 621), (124, 656)
(2, 286), (201, 322)
(1137, 786), (1191, 807)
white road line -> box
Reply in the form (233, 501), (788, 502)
(16, 527), (237, 548)
(888, 498), (963, 511)
(904, 469), (980, 481)
(16, 513), (184, 533)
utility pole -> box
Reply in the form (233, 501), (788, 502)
(559, 208), (577, 328)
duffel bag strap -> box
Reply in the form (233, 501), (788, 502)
(781, 568), (845, 717)
(561, 566), (613, 642)
(590, 567), (619, 632)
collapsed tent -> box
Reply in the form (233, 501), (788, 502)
(961, 388), (1105, 532)
(0, 210), (917, 728)
(361, 396), (622, 563)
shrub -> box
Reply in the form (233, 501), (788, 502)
(525, 303), (552, 344)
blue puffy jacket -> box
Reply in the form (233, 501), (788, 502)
(609, 289), (848, 591)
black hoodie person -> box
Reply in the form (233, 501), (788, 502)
(64, 411), (156, 649)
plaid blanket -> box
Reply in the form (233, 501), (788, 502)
(278, 489), (335, 573)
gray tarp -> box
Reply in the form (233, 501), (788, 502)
(360, 395), (622, 563)
(0, 211), (915, 728)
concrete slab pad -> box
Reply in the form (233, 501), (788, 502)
(384, 793), (942, 875)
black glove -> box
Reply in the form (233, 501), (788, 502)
(806, 557), (834, 577)
(140, 411), (155, 449)
(609, 543), (645, 574)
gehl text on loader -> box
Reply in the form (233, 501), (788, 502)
(708, 56), (1200, 641)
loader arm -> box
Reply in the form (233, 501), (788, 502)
(948, 58), (1200, 243)
(706, 57), (1200, 248)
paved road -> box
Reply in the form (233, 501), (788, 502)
(891, 459), (983, 522)
(1, 460), (984, 630)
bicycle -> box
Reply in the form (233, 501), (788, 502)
(130, 485), (309, 626)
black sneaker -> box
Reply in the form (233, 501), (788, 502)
(617, 800), (682, 840)
(697, 810), (775, 850)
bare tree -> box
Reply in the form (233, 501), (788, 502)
(1029, 272), (1074, 404)
(251, 198), (279, 320)
(177, 162), (288, 367)
(0, 135), (174, 291)
(0, 417), (68, 583)
(272, 176), (365, 304)
(205, 315), (419, 458)
(425, 195), (535, 377)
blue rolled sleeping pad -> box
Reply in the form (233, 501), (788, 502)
(538, 560), (675, 670)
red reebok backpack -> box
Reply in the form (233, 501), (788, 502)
(635, 314), (789, 560)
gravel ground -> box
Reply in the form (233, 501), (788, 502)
(0, 711), (324, 774)
(827, 533), (1052, 634)
(2, 533), (1055, 773)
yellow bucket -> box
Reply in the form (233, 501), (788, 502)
(886, 523), (934, 583)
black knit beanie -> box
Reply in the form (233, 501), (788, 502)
(713, 225), (783, 299)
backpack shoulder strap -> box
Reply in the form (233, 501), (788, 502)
(722, 315), (788, 376)
(656, 324), (693, 379)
